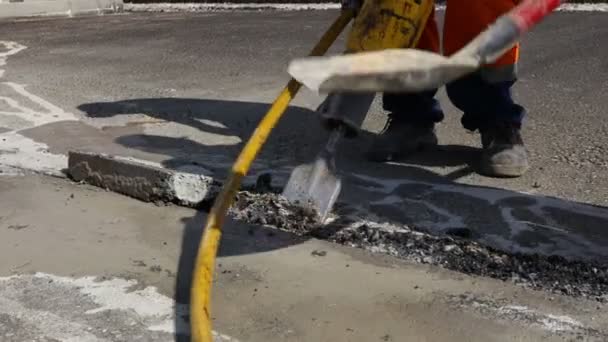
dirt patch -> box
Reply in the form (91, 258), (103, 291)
(229, 191), (320, 234)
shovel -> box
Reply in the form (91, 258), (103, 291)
(282, 93), (374, 222)
(282, 126), (345, 222)
(288, 0), (563, 94)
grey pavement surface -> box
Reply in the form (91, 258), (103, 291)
(1, 174), (607, 341)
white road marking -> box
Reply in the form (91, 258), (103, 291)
(0, 295), (108, 342)
(0, 131), (68, 176)
(494, 305), (585, 333)
(50, 274), (188, 333)
(1, 81), (75, 125)
(453, 296), (592, 335)
(0, 41), (77, 176)
(0, 41), (26, 79)
(0, 272), (239, 341)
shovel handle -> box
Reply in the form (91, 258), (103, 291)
(458, 0), (562, 65)
(510, 0), (562, 33)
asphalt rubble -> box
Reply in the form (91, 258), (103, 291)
(223, 180), (608, 303)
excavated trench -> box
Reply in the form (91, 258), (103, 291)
(212, 179), (608, 302)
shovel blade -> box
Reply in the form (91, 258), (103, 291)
(288, 49), (478, 93)
(282, 156), (341, 223)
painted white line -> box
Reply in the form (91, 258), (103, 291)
(496, 305), (585, 333)
(0, 41), (77, 176)
(3, 82), (75, 123)
(0, 41), (26, 79)
(0, 273), (239, 341)
(454, 297), (591, 335)
(0, 83), (75, 126)
(0, 131), (68, 176)
(0, 95), (34, 116)
(0, 295), (108, 342)
(124, 2), (608, 12)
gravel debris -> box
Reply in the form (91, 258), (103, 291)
(222, 190), (608, 302)
(229, 191), (320, 234)
(327, 221), (608, 301)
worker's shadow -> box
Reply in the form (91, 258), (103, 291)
(173, 209), (309, 341)
(77, 97), (478, 178)
(78, 98), (337, 175)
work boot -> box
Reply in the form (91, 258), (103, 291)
(479, 123), (529, 177)
(366, 118), (438, 162)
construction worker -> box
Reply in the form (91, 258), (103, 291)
(366, 0), (529, 178)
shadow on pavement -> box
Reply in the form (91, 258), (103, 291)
(173, 210), (308, 339)
(78, 98), (332, 174)
(78, 97), (478, 176)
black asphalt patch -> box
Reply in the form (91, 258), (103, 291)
(224, 190), (608, 303)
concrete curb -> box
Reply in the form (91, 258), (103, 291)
(0, 0), (124, 19)
(67, 151), (220, 207)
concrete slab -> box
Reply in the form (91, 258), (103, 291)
(68, 150), (220, 206)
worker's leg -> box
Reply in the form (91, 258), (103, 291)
(368, 7), (442, 162)
(381, 6), (443, 125)
(444, 0), (529, 177)
(444, 0), (524, 131)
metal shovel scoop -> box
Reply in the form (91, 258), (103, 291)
(282, 126), (344, 223)
(282, 92), (373, 223)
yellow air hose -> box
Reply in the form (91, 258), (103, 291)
(189, 10), (354, 342)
